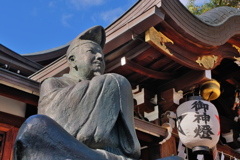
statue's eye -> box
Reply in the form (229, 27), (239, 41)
(87, 50), (93, 53)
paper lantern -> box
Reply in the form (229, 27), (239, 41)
(176, 96), (220, 153)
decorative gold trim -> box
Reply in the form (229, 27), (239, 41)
(234, 57), (240, 66)
(196, 55), (218, 69)
(145, 27), (174, 56)
(234, 56), (240, 61)
(233, 45), (240, 53)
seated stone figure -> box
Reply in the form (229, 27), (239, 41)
(14, 26), (141, 160)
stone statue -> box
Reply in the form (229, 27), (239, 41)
(14, 26), (141, 160)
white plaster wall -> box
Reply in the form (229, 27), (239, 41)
(0, 95), (26, 117)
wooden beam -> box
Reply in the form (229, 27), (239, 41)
(159, 88), (179, 113)
(158, 70), (211, 93)
(104, 6), (165, 54)
(226, 78), (240, 87)
(217, 144), (240, 159)
(29, 55), (69, 82)
(0, 44), (43, 75)
(160, 136), (177, 158)
(218, 69), (240, 83)
(136, 130), (160, 143)
(0, 112), (25, 128)
(122, 58), (175, 80)
(0, 84), (39, 106)
(134, 117), (168, 138)
(105, 42), (151, 73)
(0, 68), (40, 96)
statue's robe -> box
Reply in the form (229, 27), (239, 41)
(14, 73), (140, 160)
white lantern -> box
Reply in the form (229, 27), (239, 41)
(176, 96), (220, 153)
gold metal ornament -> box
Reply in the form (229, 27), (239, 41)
(233, 45), (240, 66)
(234, 57), (240, 61)
(196, 55), (218, 69)
(200, 79), (221, 101)
(234, 57), (240, 66)
(145, 27), (174, 56)
(233, 45), (240, 53)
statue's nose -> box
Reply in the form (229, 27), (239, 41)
(96, 52), (103, 61)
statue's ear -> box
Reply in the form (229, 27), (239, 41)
(68, 55), (75, 62)
(68, 55), (76, 69)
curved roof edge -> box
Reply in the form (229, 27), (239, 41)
(22, 0), (163, 65)
(23, 0), (143, 59)
(23, 42), (70, 56)
(198, 6), (240, 26)
(160, 0), (240, 46)
(25, 0), (240, 73)
(22, 43), (70, 65)
(0, 44), (43, 76)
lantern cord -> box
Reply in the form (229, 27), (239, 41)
(220, 151), (239, 160)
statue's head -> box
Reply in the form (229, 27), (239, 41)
(66, 26), (106, 80)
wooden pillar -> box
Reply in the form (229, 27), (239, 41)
(0, 112), (25, 160)
(160, 136), (177, 158)
(0, 123), (19, 160)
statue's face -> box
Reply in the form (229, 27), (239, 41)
(69, 41), (105, 80)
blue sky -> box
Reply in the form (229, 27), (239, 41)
(0, 0), (204, 54)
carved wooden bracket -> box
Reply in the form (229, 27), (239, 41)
(159, 88), (180, 113)
(145, 26), (174, 56)
(132, 85), (156, 114)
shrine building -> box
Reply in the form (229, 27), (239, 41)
(1, 0), (240, 159)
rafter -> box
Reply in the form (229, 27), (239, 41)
(121, 57), (175, 80)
